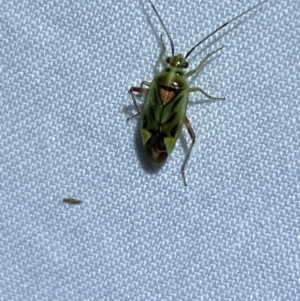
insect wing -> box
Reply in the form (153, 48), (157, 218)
(141, 80), (188, 154)
(140, 81), (162, 146)
(160, 89), (188, 153)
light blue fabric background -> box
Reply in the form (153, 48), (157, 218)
(1, 0), (299, 300)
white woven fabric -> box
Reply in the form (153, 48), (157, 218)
(1, 0), (299, 300)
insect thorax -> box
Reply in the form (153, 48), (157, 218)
(155, 67), (188, 95)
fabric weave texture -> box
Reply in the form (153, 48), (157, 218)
(1, 0), (299, 300)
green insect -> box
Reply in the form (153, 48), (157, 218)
(129, 0), (267, 185)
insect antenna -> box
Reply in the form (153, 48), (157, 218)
(185, 0), (267, 59)
(148, 0), (175, 56)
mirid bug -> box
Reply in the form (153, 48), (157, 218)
(129, 0), (267, 185)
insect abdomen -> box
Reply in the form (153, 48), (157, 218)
(144, 132), (168, 164)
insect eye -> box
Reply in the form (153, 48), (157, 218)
(182, 62), (189, 68)
(166, 57), (171, 64)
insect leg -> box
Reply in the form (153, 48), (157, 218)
(128, 81), (150, 120)
(187, 46), (225, 100)
(181, 116), (196, 186)
(189, 86), (225, 101)
(185, 46), (224, 78)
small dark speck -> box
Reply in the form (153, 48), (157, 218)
(62, 198), (82, 205)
